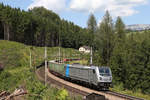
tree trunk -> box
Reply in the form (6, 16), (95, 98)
(0, 21), (4, 39)
(4, 22), (10, 40)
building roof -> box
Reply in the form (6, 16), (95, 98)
(80, 46), (90, 50)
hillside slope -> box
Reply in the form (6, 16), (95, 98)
(0, 40), (149, 100)
(0, 40), (81, 100)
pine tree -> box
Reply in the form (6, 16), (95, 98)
(115, 16), (125, 41)
(87, 13), (97, 46)
(94, 11), (114, 65)
(87, 13), (97, 34)
(110, 16), (127, 84)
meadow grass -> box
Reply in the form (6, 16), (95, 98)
(110, 84), (150, 100)
(0, 40), (82, 100)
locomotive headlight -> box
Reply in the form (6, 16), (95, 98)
(109, 77), (112, 81)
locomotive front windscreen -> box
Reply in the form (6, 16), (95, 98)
(99, 67), (111, 76)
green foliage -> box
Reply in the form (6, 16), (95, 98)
(87, 13), (97, 46)
(110, 16), (127, 84)
(111, 85), (150, 100)
(111, 24), (150, 95)
(56, 89), (68, 100)
(0, 3), (92, 49)
(0, 40), (29, 68)
(94, 11), (114, 65)
(115, 16), (125, 36)
(27, 77), (47, 100)
(1, 2), (150, 98)
(109, 30), (150, 99)
(87, 13), (97, 33)
(0, 40), (82, 100)
(93, 11), (150, 96)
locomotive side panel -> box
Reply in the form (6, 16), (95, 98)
(68, 66), (90, 83)
(88, 69), (98, 86)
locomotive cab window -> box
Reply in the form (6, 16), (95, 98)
(99, 67), (111, 76)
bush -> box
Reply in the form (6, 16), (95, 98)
(56, 89), (69, 100)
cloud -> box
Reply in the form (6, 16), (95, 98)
(69, 0), (148, 17)
(28, 0), (148, 17)
(28, 0), (66, 13)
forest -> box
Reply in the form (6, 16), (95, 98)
(0, 3), (150, 95)
(0, 3), (92, 48)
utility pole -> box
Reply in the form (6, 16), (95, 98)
(90, 46), (93, 66)
(30, 49), (32, 68)
(45, 46), (47, 86)
(59, 47), (60, 64)
(58, 27), (61, 64)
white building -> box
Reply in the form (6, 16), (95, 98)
(79, 46), (90, 53)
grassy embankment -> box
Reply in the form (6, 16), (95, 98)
(110, 84), (150, 100)
(0, 40), (82, 100)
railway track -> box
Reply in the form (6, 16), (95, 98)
(36, 67), (145, 100)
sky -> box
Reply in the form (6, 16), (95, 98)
(0, 0), (150, 28)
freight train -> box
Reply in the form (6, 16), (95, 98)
(48, 60), (112, 90)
